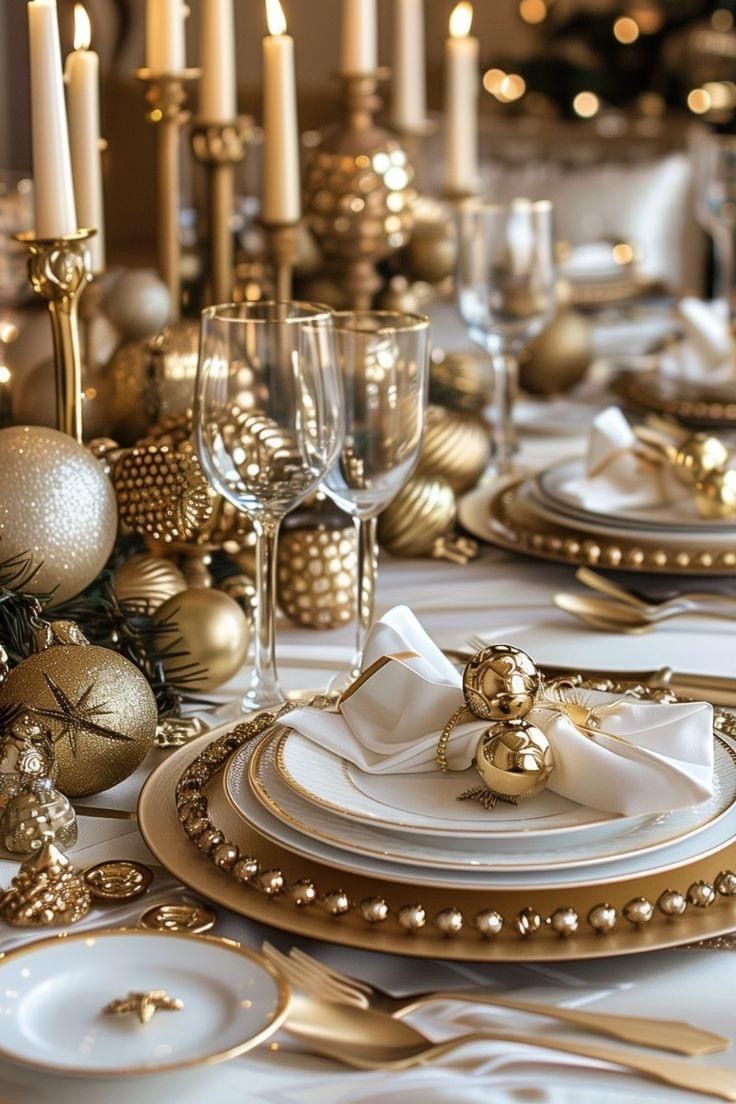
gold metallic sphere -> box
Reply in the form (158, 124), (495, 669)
(695, 468), (736, 519)
(153, 588), (251, 692)
(378, 475), (457, 557)
(474, 720), (554, 804)
(417, 406), (491, 493)
(113, 553), (188, 615)
(519, 308), (592, 396)
(429, 348), (492, 414)
(674, 434), (729, 486)
(277, 525), (357, 630)
(463, 644), (541, 721)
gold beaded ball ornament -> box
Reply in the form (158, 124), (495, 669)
(112, 445), (213, 544)
(278, 524), (358, 630)
(0, 425), (118, 606)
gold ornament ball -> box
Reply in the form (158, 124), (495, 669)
(674, 434), (729, 485)
(0, 643), (157, 798)
(518, 308), (592, 396)
(103, 268), (172, 341)
(153, 588), (251, 692)
(474, 720), (554, 803)
(417, 405), (491, 494)
(98, 338), (158, 445)
(696, 468), (736, 520)
(277, 525), (357, 630)
(378, 475), (457, 558)
(0, 426), (118, 606)
(113, 553), (188, 615)
(463, 644), (541, 721)
(430, 348), (493, 414)
(402, 199), (458, 285)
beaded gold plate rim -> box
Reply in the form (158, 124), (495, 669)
(462, 479), (736, 575)
(615, 370), (736, 429)
(138, 732), (736, 962)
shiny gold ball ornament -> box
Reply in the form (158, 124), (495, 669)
(277, 522), (357, 630)
(673, 434), (729, 485)
(518, 308), (592, 395)
(429, 348), (493, 414)
(378, 475), (457, 557)
(0, 839), (91, 927)
(588, 903), (618, 933)
(113, 553), (188, 615)
(695, 468), (736, 520)
(687, 880), (716, 908)
(473, 720), (554, 806)
(112, 445), (213, 543)
(513, 907), (542, 937)
(657, 889), (687, 917)
(402, 197), (458, 285)
(417, 406), (491, 494)
(397, 903), (426, 931)
(0, 425), (118, 606)
(152, 588), (251, 692)
(0, 635), (158, 798)
(462, 644), (541, 721)
(548, 907), (579, 938)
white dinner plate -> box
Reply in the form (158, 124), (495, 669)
(225, 728), (736, 889)
(276, 727), (736, 856)
(0, 928), (289, 1077)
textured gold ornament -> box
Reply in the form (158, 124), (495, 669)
(113, 553), (188, 615)
(588, 903), (618, 933)
(277, 525), (357, 630)
(429, 348), (492, 414)
(84, 860), (154, 902)
(547, 907), (579, 937)
(402, 197), (457, 285)
(0, 713), (57, 809)
(695, 468), (736, 520)
(467, 720), (553, 808)
(153, 588), (251, 692)
(519, 308), (592, 395)
(113, 444), (213, 543)
(474, 909), (504, 938)
(0, 425), (118, 605)
(96, 338), (159, 446)
(417, 405), (491, 494)
(673, 434), (729, 485)
(514, 907), (543, 937)
(140, 902), (216, 933)
(463, 644), (541, 722)
(0, 839), (91, 927)
(378, 475), (468, 560)
(0, 641), (158, 798)
(103, 989), (183, 1025)
(1, 780), (78, 854)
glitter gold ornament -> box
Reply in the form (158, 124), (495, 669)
(519, 308), (592, 395)
(0, 632), (158, 798)
(470, 719), (554, 807)
(277, 521), (357, 630)
(113, 553), (188, 615)
(417, 405), (491, 493)
(152, 588), (251, 692)
(0, 839), (91, 927)
(0, 425), (118, 605)
(112, 445), (213, 543)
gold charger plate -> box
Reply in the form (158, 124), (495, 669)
(615, 370), (736, 430)
(459, 479), (736, 575)
(138, 734), (736, 962)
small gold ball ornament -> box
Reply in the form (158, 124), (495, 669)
(657, 889), (687, 916)
(687, 881), (716, 908)
(113, 553), (188, 615)
(548, 907), (579, 938)
(474, 909), (504, 938)
(463, 644), (541, 721)
(434, 907), (464, 935)
(514, 907), (542, 937)
(277, 524), (357, 630)
(378, 475), (457, 557)
(360, 897), (389, 924)
(519, 307), (592, 396)
(321, 889), (351, 916)
(673, 434), (729, 485)
(695, 468), (736, 520)
(623, 897), (654, 926)
(588, 903), (618, 933)
(397, 903), (426, 932)
(715, 870), (736, 897)
(153, 588), (251, 692)
(0, 426), (118, 605)
(429, 348), (492, 414)
(474, 720), (554, 806)
(417, 405), (491, 493)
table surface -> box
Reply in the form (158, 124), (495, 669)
(2, 304), (735, 1103)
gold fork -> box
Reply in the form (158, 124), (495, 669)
(262, 943), (728, 1056)
(282, 992), (736, 1098)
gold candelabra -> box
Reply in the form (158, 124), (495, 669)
(263, 221), (300, 301)
(191, 117), (252, 304)
(303, 70), (416, 310)
(136, 68), (200, 321)
(15, 228), (95, 444)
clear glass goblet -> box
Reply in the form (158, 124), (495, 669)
(456, 198), (556, 475)
(321, 310), (430, 680)
(194, 301), (343, 711)
(696, 133), (736, 316)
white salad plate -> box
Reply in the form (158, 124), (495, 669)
(0, 929), (289, 1078)
(224, 729), (736, 891)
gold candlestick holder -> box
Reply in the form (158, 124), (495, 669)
(15, 228), (95, 444)
(136, 68), (200, 321)
(303, 69), (416, 309)
(262, 220), (300, 301)
(191, 117), (252, 304)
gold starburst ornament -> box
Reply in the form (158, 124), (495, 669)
(0, 624), (158, 797)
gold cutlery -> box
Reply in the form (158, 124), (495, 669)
(576, 568), (736, 616)
(263, 943), (728, 1056)
(552, 592), (736, 634)
(282, 992), (736, 1098)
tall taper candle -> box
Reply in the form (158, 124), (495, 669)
(146, 0), (186, 72)
(444, 1), (479, 196)
(200, 0), (236, 120)
(66, 4), (105, 271)
(341, 0), (377, 74)
(262, 0), (300, 224)
(392, 0), (426, 131)
(27, 0), (78, 238)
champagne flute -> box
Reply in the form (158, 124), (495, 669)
(456, 198), (556, 475)
(194, 302), (343, 711)
(321, 310), (430, 680)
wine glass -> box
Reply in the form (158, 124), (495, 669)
(456, 198), (556, 475)
(695, 132), (736, 314)
(321, 310), (430, 680)
(194, 302), (343, 711)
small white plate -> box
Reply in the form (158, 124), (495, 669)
(0, 929), (290, 1078)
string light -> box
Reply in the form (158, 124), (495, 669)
(483, 68), (506, 95)
(687, 88), (712, 114)
(519, 0), (547, 24)
(572, 91), (600, 118)
(613, 16), (639, 43)
(483, 69), (526, 103)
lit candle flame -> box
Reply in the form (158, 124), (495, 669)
(74, 3), (91, 51)
(449, 1), (473, 37)
(266, 0), (287, 36)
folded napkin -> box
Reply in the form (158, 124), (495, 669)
(661, 297), (735, 383)
(560, 405), (688, 514)
(285, 606), (714, 816)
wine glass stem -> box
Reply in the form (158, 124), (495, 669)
(490, 353), (519, 475)
(713, 224), (734, 308)
(246, 515), (282, 709)
(351, 514), (378, 678)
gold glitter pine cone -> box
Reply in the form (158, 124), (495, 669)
(112, 444), (213, 543)
(417, 405), (491, 493)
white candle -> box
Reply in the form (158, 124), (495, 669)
(262, 0), (300, 224)
(392, 0), (426, 131)
(341, 0), (377, 74)
(200, 0), (236, 120)
(66, 4), (105, 271)
(27, 0), (78, 239)
(444, 1), (479, 196)
(146, 0), (186, 72)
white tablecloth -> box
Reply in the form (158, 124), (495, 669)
(2, 334), (736, 1102)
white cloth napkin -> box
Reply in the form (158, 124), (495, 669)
(560, 405), (688, 514)
(286, 606), (714, 816)
(661, 297), (735, 383)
